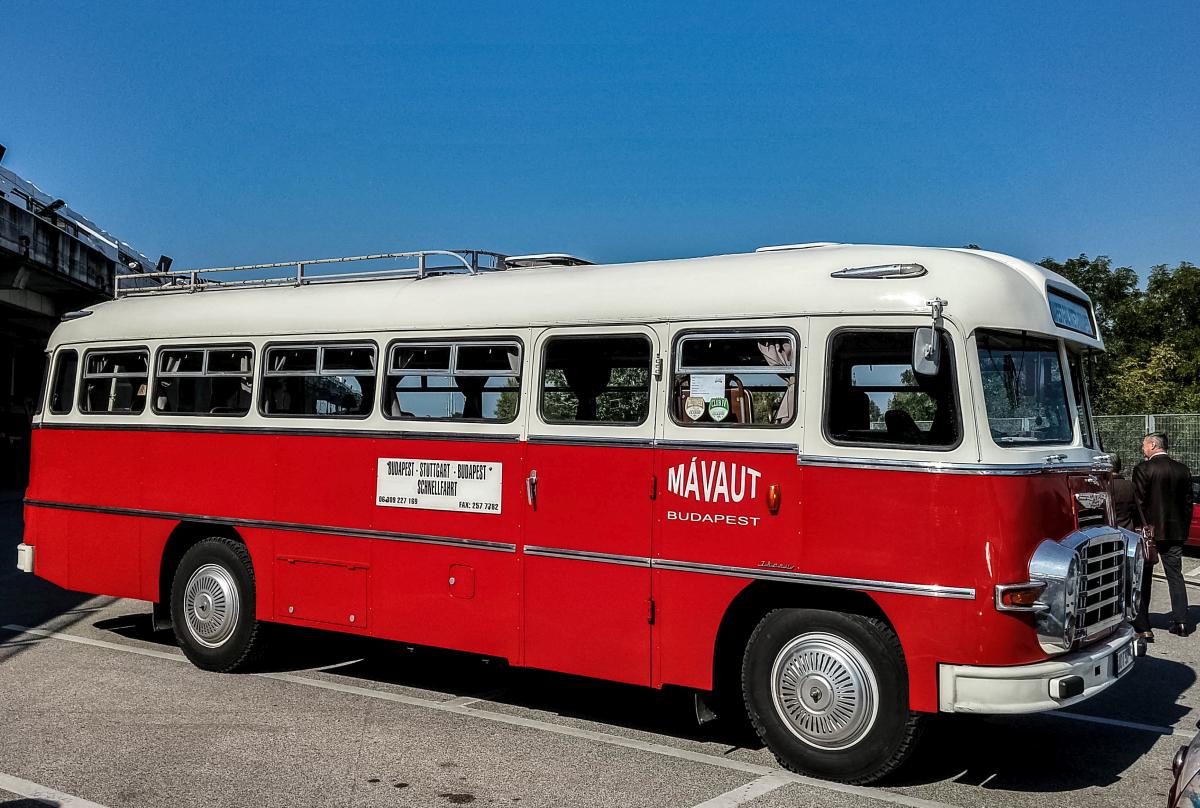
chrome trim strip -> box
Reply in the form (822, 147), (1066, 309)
(527, 435), (654, 448)
(24, 500), (974, 597)
(22, 499), (516, 553)
(33, 423), (521, 443)
(654, 558), (976, 599)
(655, 440), (798, 454)
(522, 545), (652, 568)
(797, 454), (1095, 476)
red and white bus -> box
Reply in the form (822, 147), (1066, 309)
(17, 243), (1145, 783)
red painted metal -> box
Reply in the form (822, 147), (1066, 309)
(23, 426), (1088, 714)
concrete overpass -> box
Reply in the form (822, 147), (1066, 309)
(0, 149), (159, 486)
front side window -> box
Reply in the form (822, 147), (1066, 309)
(672, 332), (797, 426)
(155, 347), (254, 416)
(384, 341), (521, 422)
(1066, 349), (1095, 448)
(262, 344), (376, 417)
(80, 349), (149, 414)
(825, 330), (960, 448)
(976, 331), (1072, 446)
(541, 335), (651, 425)
(49, 350), (78, 414)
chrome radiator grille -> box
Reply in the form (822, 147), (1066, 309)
(1077, 535), (1126, 640)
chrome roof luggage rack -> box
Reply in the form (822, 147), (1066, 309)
(114, 249), (511, 298)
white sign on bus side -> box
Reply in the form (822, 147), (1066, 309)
(376, 458), (503, 514)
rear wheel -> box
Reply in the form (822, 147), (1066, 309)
(171, 537), (269, 672)
(742, 608), (921, 784)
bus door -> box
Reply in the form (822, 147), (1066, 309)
(522, 326), (661, 685)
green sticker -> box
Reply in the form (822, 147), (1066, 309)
(707, 396), (730, 422)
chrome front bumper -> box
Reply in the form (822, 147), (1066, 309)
(938, 625), (1135, 714)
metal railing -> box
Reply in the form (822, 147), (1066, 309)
(1095, 414), (1200, 471)
(113, 249), (510, 298)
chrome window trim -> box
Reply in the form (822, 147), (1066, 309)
(796, 454), (1098, 476)
(386, 339), (523, 378)
(674, 330), (798, 374)
(656, 439), (798, 454)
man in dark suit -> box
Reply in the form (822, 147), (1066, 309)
(1133, 432), (1194, 636)
(1114, 453), (1156, 641)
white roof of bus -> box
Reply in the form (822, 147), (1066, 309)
(49, 243), (1102, 350)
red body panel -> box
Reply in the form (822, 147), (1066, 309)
(24, 426), (1086, 713)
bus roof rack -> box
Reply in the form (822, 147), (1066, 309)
(113, 249), (511, 298)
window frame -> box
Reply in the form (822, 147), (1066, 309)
(821, 326), (963, 452)
(380, 337), (523, 424)
(47, 349), (78, 415)
(669, 327), (799, 429)
(78, 347), (150, 415)
(258, 340), (379, 420)
(975, 330), (1075, 449)
(537, 332), (654, 428)
(152, 344), (256, 418)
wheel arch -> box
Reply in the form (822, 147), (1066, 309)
(155, 521), (246, 625)
(711, 581), (895, 702)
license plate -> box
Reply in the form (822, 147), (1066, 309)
(1113, 641), (1135, 676)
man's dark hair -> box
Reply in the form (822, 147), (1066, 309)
(1145, 432), (1169, 451)
(1111, 452), (1123, 474)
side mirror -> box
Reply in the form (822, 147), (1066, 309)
(912, 327), (941, 376)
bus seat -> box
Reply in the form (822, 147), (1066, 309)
(727, 376), (753, 424)
(884, 409), (922, 443)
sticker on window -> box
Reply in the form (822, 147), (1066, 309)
(689, 374), (725, 401)
(376, 458), (503, 514)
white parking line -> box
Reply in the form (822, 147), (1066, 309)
(1051, 710), (1197, 740)
(1, 624), (961, 808)
(687, 774), (792, 807)
(0, 770), (112, 808)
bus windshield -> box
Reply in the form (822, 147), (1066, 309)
(976, 331), (1072, 446)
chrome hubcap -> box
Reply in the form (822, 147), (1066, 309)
(770, 632), (879, 750)
(183, 563), (239, 648)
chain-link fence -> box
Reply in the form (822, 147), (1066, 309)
(1095, 414), (1200, 471)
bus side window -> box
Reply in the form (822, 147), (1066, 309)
(80, 349), (149, 414)
(383, 341), (521, 422)
(262, 344), (376, 418)
(154, 347), (254, 416)
(48, 350), (78, 415)
(825, 329), (959, 448)
(671, 332), (797, 426)
(540, 335), (651, 425)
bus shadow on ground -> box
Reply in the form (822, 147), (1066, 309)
(92, 612), (1190, 792)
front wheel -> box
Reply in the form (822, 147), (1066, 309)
(171, 537), (269, 672)
(741, 608), (921, 784)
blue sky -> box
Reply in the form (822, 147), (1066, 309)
(4, 2), (1198, 276)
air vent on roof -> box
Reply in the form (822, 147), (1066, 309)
(504, 253), (593, 268)
(831, 264), (927, 279)
(755, 242), (841, 252)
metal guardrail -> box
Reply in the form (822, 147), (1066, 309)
(113, 249), (510, 298)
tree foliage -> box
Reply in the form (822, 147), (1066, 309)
(1038, 255), (1200, 413)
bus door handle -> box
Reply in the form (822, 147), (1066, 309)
(526, 469), (538, 510)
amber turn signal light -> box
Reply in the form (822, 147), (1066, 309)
(994, 582), (1047, 612)
(767, 484), (781, 515)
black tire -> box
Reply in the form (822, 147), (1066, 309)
(170, 537), (270, 672)
(741, 608), (921, 784)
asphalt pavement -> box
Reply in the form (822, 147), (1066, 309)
(2, 490), (1197, 808)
